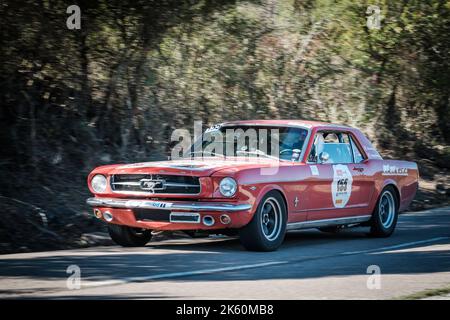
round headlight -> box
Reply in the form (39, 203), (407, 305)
(91, 174), (107, 193)
(219, 177), (237, 197)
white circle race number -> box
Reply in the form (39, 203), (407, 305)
(332, 164), (353, 208)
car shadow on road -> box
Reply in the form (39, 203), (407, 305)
(144, 228), (370, 251)
(1, 228), (449, 287)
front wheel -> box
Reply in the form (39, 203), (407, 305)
(239, 191), (287, 251)
(369, 186), (399, 237)
(108, 224), (152, 247)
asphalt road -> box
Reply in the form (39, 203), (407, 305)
(1, 206), (450, 299)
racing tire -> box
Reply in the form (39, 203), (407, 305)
(108, 224), (152, 247)
(239, 191), (287, 252)
(369, 186), (399, 237)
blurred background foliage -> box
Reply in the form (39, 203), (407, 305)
(0, 0), (449, 252)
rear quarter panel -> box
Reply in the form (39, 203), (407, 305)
(369, 159), (419, 212)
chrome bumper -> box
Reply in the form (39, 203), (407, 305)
(86, 197), (252, 212)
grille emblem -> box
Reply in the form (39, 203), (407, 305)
(139, 177), (165, 193)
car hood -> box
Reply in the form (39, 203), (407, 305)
(94, 157), (286, 177)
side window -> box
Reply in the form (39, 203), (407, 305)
(350, 136), (365, 163)
(308, 131), (354, 164)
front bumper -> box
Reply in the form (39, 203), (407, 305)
(86, 197), (252, 212)
(86, 197), (253, 230)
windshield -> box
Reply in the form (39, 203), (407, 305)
(188, 125), (309, 161)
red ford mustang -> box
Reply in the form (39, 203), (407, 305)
(87, 120), (419, 251)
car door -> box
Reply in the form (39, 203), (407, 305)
(304, 131), (373, 221)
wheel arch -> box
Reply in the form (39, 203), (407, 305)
(253, 184), (288, 214)
(382, 183), (400, 210)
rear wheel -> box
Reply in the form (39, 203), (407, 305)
(239, 191), (287, 251)
(108, 224), (152, 247)
(369, 186), (399, 237)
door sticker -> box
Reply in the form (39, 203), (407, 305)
(382, 164), (408, 176)
(310, 165), (319, 176)
(332, 164), (353, 208)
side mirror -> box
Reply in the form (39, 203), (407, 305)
(319, 152), (330, 163)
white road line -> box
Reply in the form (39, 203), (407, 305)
(82, 261), (288, 288)
(341, 237), (449, 256)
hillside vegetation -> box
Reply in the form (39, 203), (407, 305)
(1, 0), (449, 253)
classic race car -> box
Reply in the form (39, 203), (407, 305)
(86, 120), (419, 251)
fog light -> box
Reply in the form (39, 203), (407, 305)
(202, 215), (215, 226)
(103, 211), (113, 222)
(93, 209), (102, 219)
(220, 214), (231, 225)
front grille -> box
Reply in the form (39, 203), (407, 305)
(111, 174), (201, 195)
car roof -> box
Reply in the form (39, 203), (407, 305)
(221, 119), (352, 130)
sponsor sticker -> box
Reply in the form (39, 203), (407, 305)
(382, 165), (408, 176)
(204, 123), (223, 133)
(332, 164), (353, 208)
(310, 165), (319, 176)
(149, 201), (172, 208)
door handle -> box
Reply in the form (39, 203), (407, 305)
(353, 167), (364, 172)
